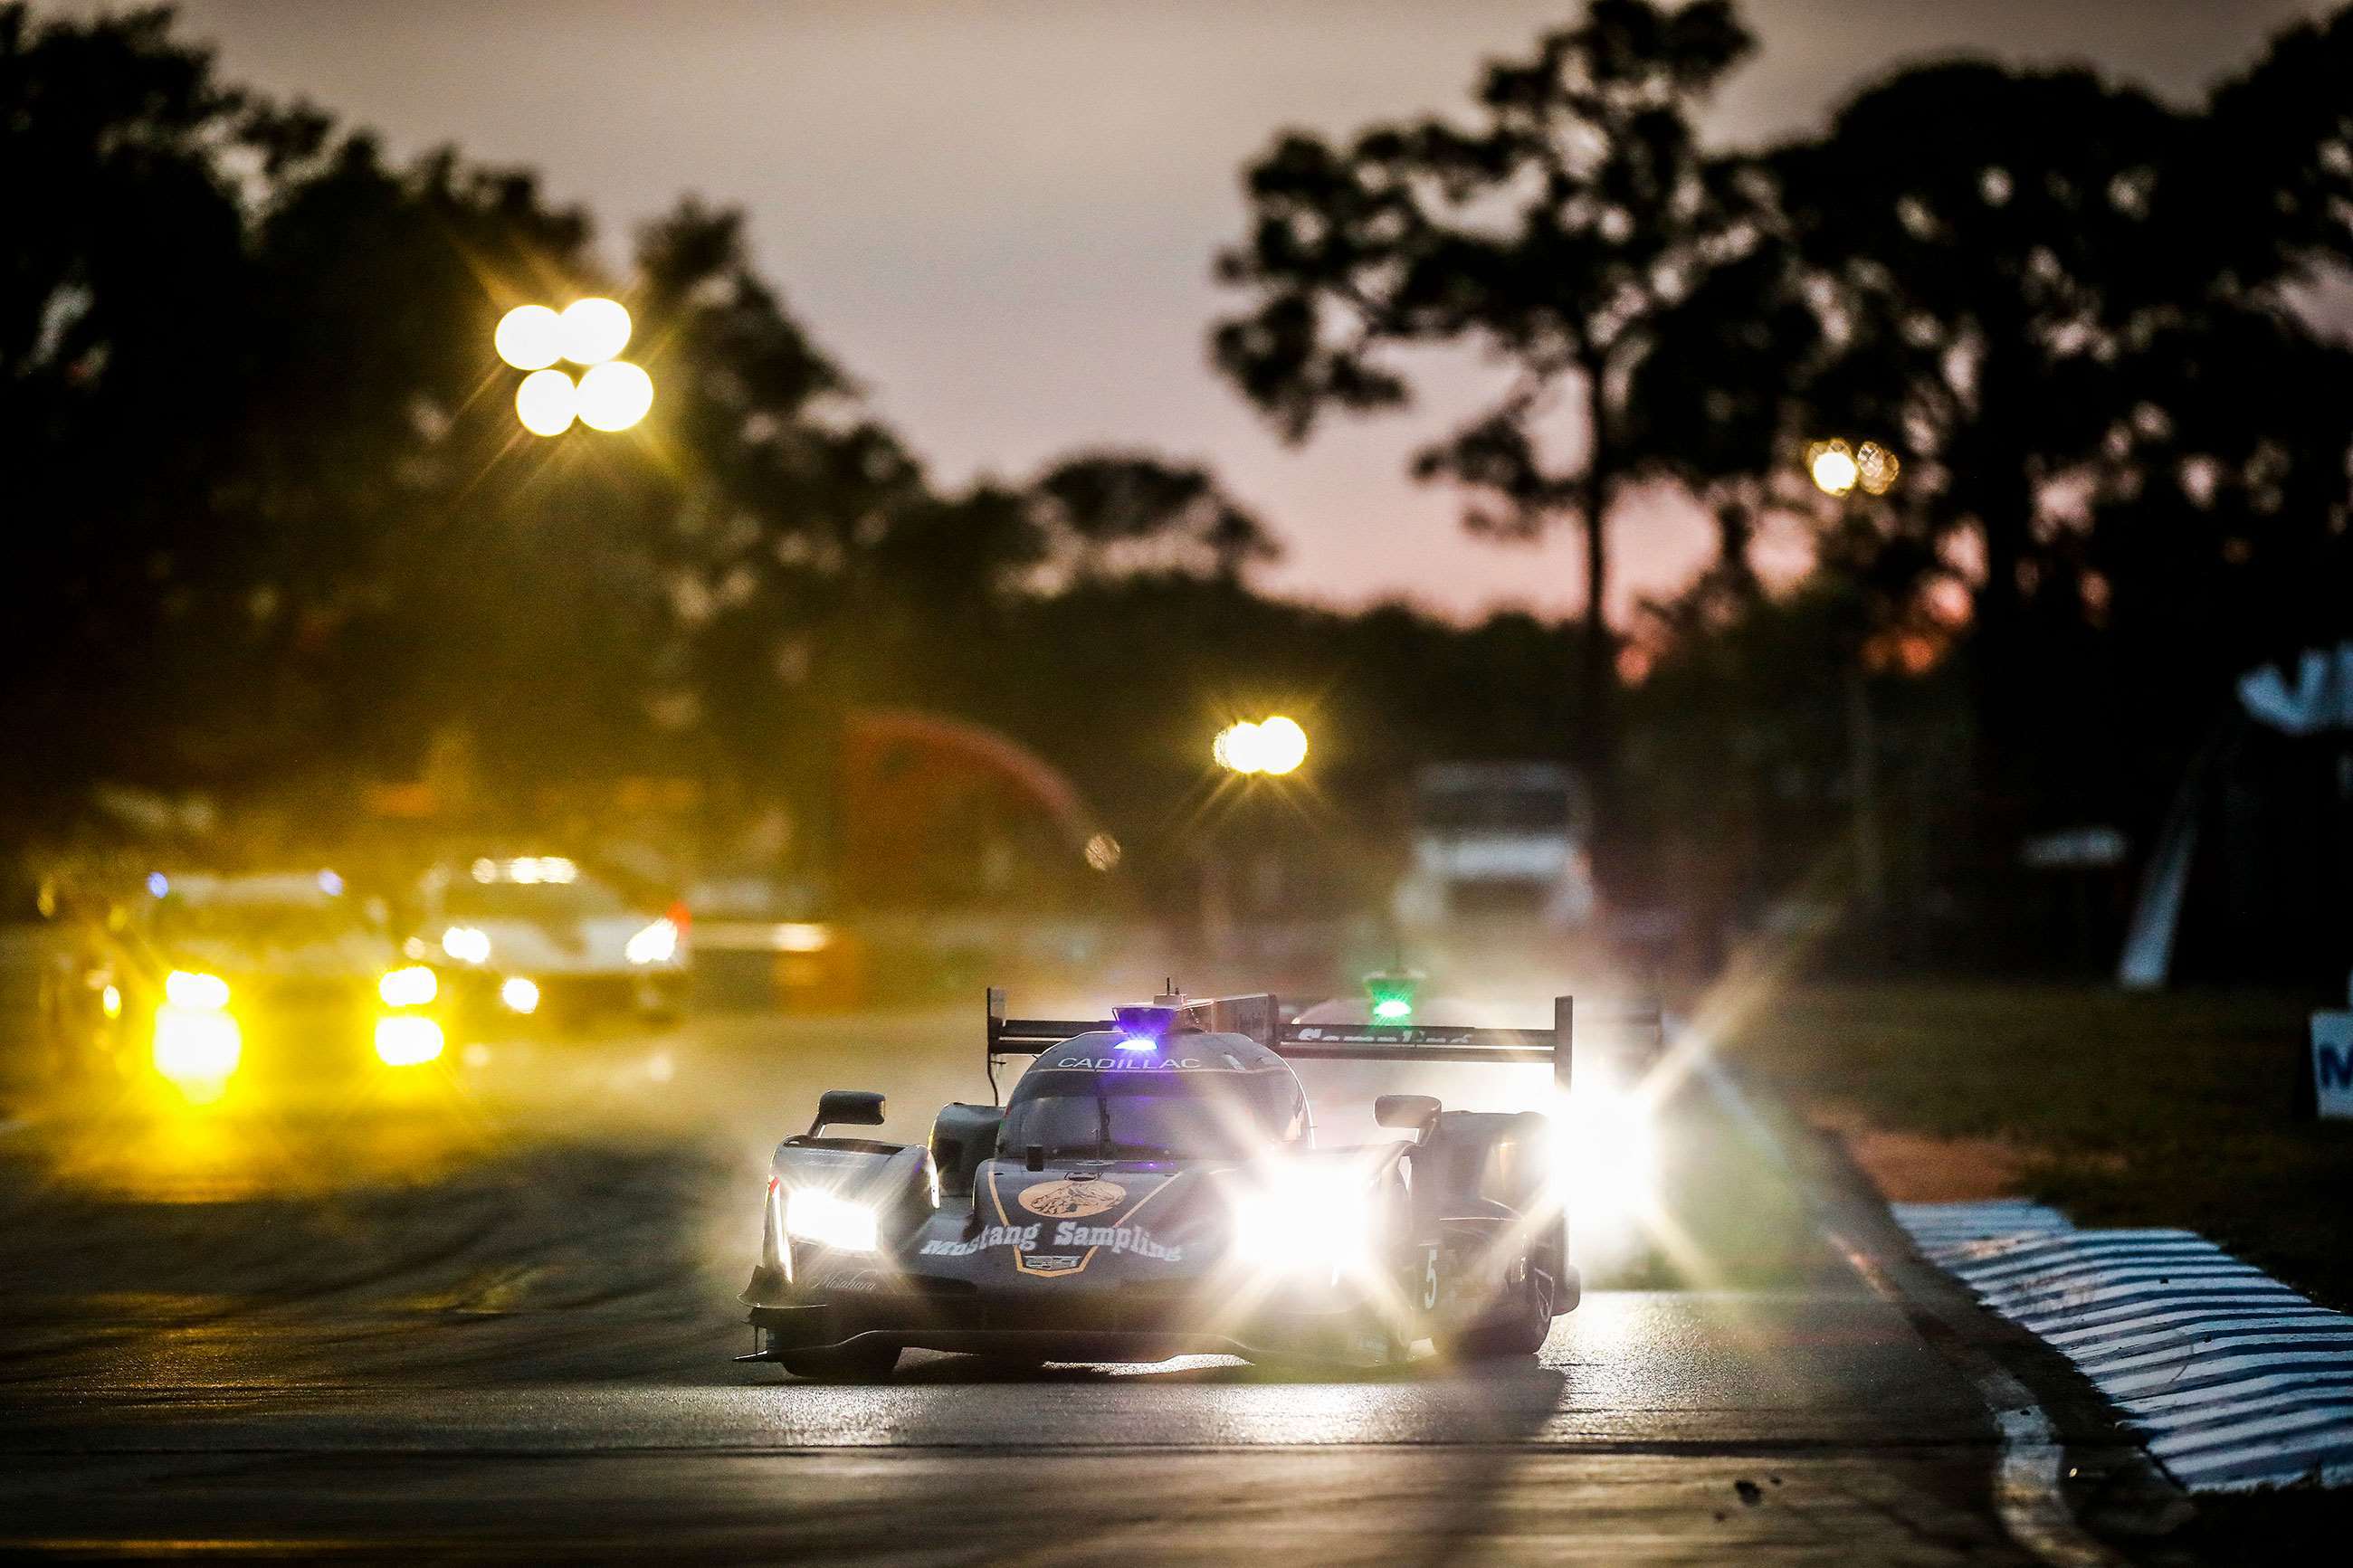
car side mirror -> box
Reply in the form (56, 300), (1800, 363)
(810, 1089), (886, 1136)
(1375, 1094), (1442, 1136)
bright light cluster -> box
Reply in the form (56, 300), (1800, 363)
(149, 971), (241, 1094)
(374, 1015), (446, 1067)
(496, 299), (653, 436)
(441, 926), (492, 965)
(784, 1187), (879, 1253)
(624, 917), (681, 966)
(377, 965), (438, 1008)
(1806, 437), (1900, 499)
(1213, 714), (1309, 776)
(163, 969), (230, 1011)
(153, 1008), (240, 1088)
(474, 856), (577, 885)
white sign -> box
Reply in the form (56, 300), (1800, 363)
(2312, 1012), (2353, 1120)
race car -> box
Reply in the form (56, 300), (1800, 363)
(45, 869), (448, 1100)
(738, 986), (1580, 1380)
(412, 856), (688, 1028)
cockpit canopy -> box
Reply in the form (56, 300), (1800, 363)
(1003, 1032), (1307, 1161)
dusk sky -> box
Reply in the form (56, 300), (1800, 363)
(128, 1), (2338, 620)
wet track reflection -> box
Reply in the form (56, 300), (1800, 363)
(0, 1010), (2066, 1562)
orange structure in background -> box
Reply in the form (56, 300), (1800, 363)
(840, 708), (1108, 910)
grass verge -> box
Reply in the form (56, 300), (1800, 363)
(1718, 982), (2353, 1311)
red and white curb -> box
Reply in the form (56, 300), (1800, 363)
(1895, 1201), (2353, 1491)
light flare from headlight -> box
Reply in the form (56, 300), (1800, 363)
(374, 1015), (445, 1067)
(624, 917), (679, 965)
(1230, 1162), (1378, 1283)
(500, 975), (540, 1014)
(1554, 1069), (1659, 1231)
(377, 965), (438, 1008)
(441, 926), (491, 965)
(784, 1187), (879, 1253)
(163, 970), (230, 1011)
(154, 1006), (241, 1088)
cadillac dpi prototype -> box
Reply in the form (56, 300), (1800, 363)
(739, 988), (1583, 1379)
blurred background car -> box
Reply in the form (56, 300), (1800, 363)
(414, 856), (688, 1030)
(42, 869), (446, 1099)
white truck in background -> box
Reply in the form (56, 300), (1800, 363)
(1393, 762), (1596, 935)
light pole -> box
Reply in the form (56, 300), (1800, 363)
(1806, 436), (1902, 918)
(495, 298), (654, 436)
(1203, 714), (1310, 956)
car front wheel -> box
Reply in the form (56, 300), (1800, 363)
(1440, 1259), (1554, 1362)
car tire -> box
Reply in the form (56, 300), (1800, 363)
(1441, 1259), (1554, 1362)
(777, 1341), (900, 1382)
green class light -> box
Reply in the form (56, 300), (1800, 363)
(1366, 968), (1421, 1022)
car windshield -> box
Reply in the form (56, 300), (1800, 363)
(152, 899), (372, 949)
(440, 877), (628, 920)
(1003, 1068), (1304, 1160)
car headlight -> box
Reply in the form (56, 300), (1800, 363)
(441, 926), (491, 965)
(163, 970), (230, 1011)
(374, 1015), (445, 1067)
(1554, 1072), (1658, 1229)
(783, 1187), (878, 1253)
(154, 1006), (241, 1086)
(500, 975), (540, 1014)
(624, 917), (679, 965)
(377, 965), (438, 1008)
(1230, 1163), (1379, 1279)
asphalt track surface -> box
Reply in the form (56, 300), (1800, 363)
(0, 1010), (2160, 1563)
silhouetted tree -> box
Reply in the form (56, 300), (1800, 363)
(2209, 5), (2353, 280)
(1620, 196), (1823, 605)
(2, 5), (262, 799)
(1031, 452), (1278, 583)
(1775, 64), (2219, 845)
(1211, 0), (1758, 864)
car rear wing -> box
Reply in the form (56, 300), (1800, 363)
(1279, 1002), (1666, 1094)
(987, 988), (1662, 1099)
(1276, 998), (1578, 1091)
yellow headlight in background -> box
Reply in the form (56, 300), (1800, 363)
(377, 965), (438, 1008)
(163, 970), (230, 1011)
(783, 1187), (879, 1253)
(154, 1006), (241, 1087)
(500, 975), (540, 1014)
(374, 1015), (445, 1067)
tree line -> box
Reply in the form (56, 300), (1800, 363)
(8, 3), (2352, 969)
